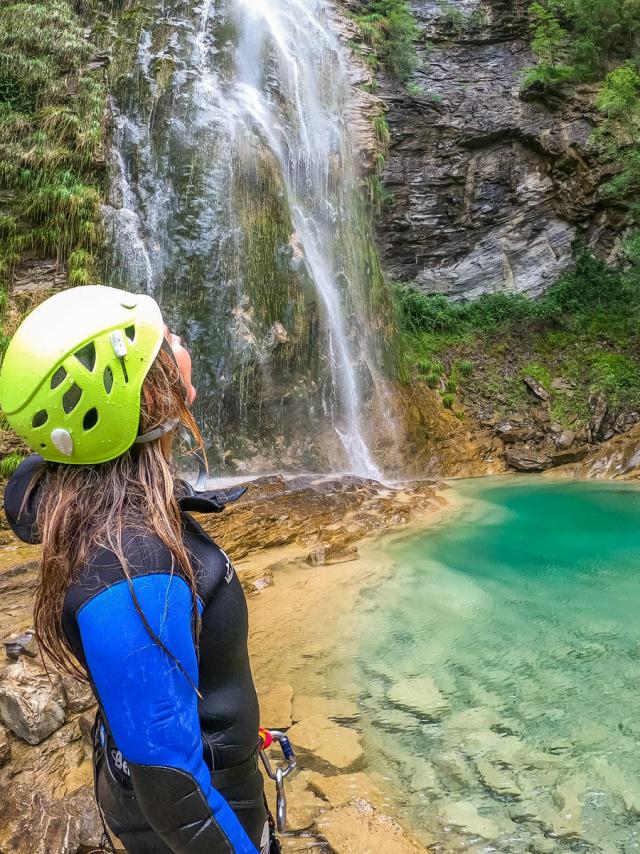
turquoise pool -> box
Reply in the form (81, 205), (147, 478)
(349, 479), (640, 852)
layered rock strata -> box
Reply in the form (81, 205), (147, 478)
(374, 0), (624, 298)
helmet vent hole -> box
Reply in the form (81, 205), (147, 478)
(75, 342), (96, 372)
(50, 367), (67, 389)
(63, 384), (83, 414)
(83, 407), (99, 431)
(32, 410), (48, 428)
(103, 366), (114, 394)
(125, 325), (136, 342)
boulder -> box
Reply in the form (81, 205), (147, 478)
(0, 657), (67, 745)
(3, 629), (37, 661)
(61, 674), (95, 715)
(505, 448), (553, 472)
(523, 376), (550, 402)
(496, 424), (538, 444)
(555, 429), (576, 450)
(552, 446), (590, 465)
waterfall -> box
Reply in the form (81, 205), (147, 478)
(104, 0), (390, 479)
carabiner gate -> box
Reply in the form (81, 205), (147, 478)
(258, 729), (297, 833)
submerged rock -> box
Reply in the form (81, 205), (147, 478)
(256, 681), (293, 729)
(596, 761), (640, 816)
(387, 676), (450, 720)
(316, 798), (430, 853)
(475, 758), (522, 799)
(0, 658), (67, 745)
(551, 773), (587, 839)
(306, 770), (386, 810)
(407, 760), (439, 794)
(287, 713), (363, 770)
(291, 694), (359, 724)
(440, 800), (499, 840)
(278, 771), (326, 831)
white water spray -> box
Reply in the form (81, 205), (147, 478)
(106, 0), (385, 479)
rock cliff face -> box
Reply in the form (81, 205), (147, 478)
(376, 0), (624, 298)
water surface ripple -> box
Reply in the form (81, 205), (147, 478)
(348, 479), (640, 853)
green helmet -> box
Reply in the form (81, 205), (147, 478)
(0, 285), (165, 465)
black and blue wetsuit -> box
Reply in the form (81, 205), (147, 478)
(4, 455), (270, 854)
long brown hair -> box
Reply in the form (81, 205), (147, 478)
(32, 347), (205, 679)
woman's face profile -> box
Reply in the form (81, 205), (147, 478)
(165, 326), (197, 406)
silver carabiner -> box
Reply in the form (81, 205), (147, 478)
(275, 767), (286, 832)
(259, 730), (297, 833)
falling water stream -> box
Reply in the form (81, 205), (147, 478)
(104, 0), (388, 477)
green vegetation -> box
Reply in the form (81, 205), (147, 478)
(436, 1), (487, 34)
(524, 0), (640, 88)
(0, 451), (24, 478)
(349, 0), (420, 83)
(0, 1), (107, 323)
(0, 1), (108, 471)
(395, 251), (640, 423)
(524, 2), (640, 213)
(367, 109), (394, 211)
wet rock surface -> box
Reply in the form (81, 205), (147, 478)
(200, 473), (446, 564)
(550, 422), (640, 480)
(0, 657), (67, 746)
(316, 798), (430, 853)
(374, 0), (623, 298)
(0, 782), (101, 854)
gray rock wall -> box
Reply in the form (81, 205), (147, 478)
(376, 0), (620, 298)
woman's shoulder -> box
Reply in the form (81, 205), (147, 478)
(63, 530), (190, 621)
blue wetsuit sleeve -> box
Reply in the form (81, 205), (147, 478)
(77, 572), (259, 854)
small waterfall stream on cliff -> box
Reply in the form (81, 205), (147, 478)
(104, 0), (389, 477)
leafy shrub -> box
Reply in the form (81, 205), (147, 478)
(352, 0), (420, 83)
(0, 1), (106, 301)
(441, 393), (455, 409)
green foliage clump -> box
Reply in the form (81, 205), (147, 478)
(593, 62), (640, 210)
(436, 1), (487, 35)
(0, 1), (107, 294)
(441, 392), (455, 410)
(0, 451), (25, 478)
(350, 0), (420, 83)
(524, 0), (640, 88)
(395, 251), (640, 420)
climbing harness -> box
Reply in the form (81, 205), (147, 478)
(258, 728), (298, 833)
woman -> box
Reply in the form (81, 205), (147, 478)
(0, 285), (274, 854)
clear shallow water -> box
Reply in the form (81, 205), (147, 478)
(346, 480), (640, 853)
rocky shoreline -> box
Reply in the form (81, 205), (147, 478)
(0, 474), (448, 854)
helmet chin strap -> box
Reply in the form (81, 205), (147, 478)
(134, 418), (180, 445)
(134, 420), (209, 492)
